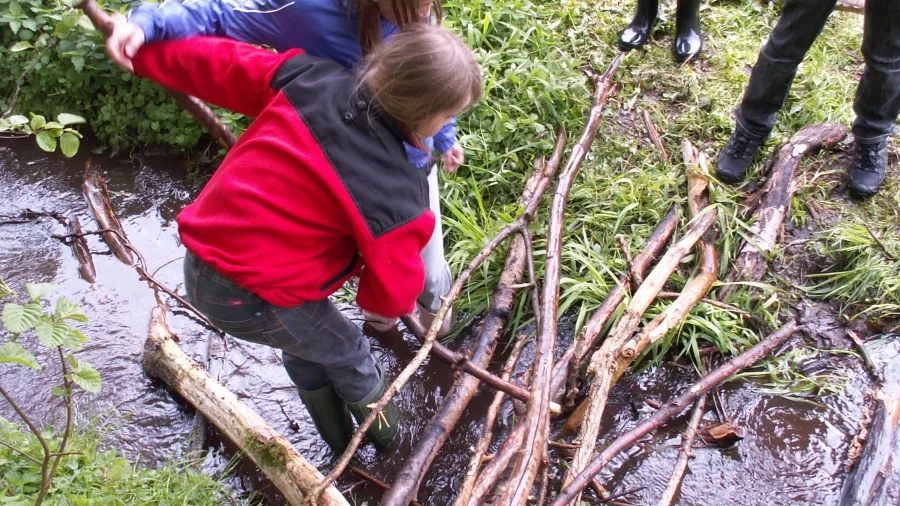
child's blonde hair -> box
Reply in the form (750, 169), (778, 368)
(359, 23), (482, 138)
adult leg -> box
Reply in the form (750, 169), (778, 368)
(718, 0), (838, 182)
(848, 0), (900, 197)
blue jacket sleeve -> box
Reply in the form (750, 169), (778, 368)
(129, 0), (293, 47)
(433, 117), (458, 154)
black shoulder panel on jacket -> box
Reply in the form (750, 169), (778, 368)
(271, 54), (429, 239)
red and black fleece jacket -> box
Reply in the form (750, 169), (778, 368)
(132, 37), (435, 318)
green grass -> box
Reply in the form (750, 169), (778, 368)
(0, 417), (247, 505)
(440, 0), (897, 389)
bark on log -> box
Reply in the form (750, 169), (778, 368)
(550, 320), (799, 506)
(839, 388), (900, 506)
(551, 205), (680, 405)
(381, 134), (567, 506)
(82, 165), (134, 266)
(657, 395), (706, 506)
(720, 124), (847, 300)
(79, 0), (237, 150)
(563, 208), (716, 492)
(141, 304), (348, 506)
(501, 53), (624, 506)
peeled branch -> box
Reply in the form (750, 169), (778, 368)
(657, 395), (707, 506)
(551, 320), (799, 506)
(720, 124), (847, 300)
(142, 304), (348, 506)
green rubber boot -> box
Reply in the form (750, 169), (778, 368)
(298, 383), (354, 454)
(345, 369), (399, 450)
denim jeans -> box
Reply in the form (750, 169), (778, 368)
(183, 251), (380, 402)
(737, 0), (900, 142)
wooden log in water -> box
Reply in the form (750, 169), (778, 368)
(840, 388), (900, 506)
(142, 304), (348, 506)
(82, 164), (133, 266)
(66, 216), (97, 283)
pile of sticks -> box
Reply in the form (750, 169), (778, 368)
(55, 2), (865, 504)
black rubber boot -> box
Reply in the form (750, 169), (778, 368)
(848, 138), (889, 199)
(674, 0), (702, 61)
(345, 366), (399, 450)
(618, 0), (659, 51)
(716, 124), (769, 184)
(298, 383), (355, 454)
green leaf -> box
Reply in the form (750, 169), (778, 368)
(35, 320), (72, 348)
(35, 131), (57, 152)
(62, 328), (87, 351)
(8, 1), (22, 15)
(55, 297), (88, 322)
(25, 282), (56, 302)
(9, 20), (21, 35)
(51, 386), (71, 397)
(7, 115), (29, 127)
(71, 55), (84, 73)
(30, 115), (46, 131)
(57, 113), (86, 126)
(2, 303), (42, 333)
(10, 41), (32, 52)
(43, 121), (63, 130)
(67, 354), (79, 372)
(0, 342), (41, 370)
(0, 118), (10, 132)
(67, 361), (101, 392)
(60, 132), (80, 158)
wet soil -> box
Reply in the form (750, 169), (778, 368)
(1, 137), (897, 505)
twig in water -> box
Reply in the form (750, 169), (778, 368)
(600, 487), (646, 504)
(349, 467), (422, 506)
(657, 395), (706, 506)
(848, 330), (885, 386)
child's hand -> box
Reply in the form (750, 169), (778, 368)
(106, 14), (146, 73)
(441, 143), (464, 173)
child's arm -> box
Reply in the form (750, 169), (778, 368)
(129, 0), (295, 49)
(132, 37), (301, 117)
(356, 213), (436, 319)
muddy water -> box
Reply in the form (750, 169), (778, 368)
(0, 138), (895, 505)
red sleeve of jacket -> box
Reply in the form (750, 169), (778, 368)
(356, 212), (436, 319)
(131, 37), (303, 118)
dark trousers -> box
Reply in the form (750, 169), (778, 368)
(737, 0), (900, 142)
(182, 251), (380, 402)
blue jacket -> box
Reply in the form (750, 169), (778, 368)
(129, 0), (457, 168)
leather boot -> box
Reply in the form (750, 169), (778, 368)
(618, 0), (659, 50)
(345, 364), (399, 450)
(298, 383), (354, 453)
(674, 0), (702, 61)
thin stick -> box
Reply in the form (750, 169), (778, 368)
(502, 53), (623, 506)
(550, 320), (799, 506)
(848, 330), (885, 386)
(617, 234), (642, 290)
(454, 334), (529, 506)
(864, 224), (898, 262)
(642, 109), (669, 163)
(467, 424), (527, 506)
(44, 347), (74, 504)
(657, 395), (707, 506)
(349, 467), (422, 506)
(0, 440), (41, 464)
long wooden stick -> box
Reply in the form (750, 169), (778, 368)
(657, 395), (706, 506)
(550, 205), (680, 405)
(720, 124), (847, 300)
(78, 0), (237, 150)
(467, 423), (528, 506)
(500, 53), (623, 506)
(142, 304), (348, 506)
(381, 134), (567, 506)
(563, 207), (716, 498)
(839, 388), (900, 506)
(550, 320), (799, 506)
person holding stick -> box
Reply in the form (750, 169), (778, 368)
(105, 0), (463, 336)
(112, 25), (481, 453)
